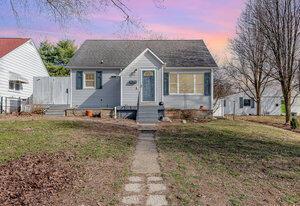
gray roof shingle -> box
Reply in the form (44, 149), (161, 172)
(67, 40), (217, 68)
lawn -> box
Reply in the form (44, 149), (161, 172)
(228, 115), (300, 132)
(0, 117), (137, 205)
(157, 120), (300, 206)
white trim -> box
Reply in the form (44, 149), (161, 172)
(70, 71), (73, 107)
(120, 76), (123, 106)
(68, 66), (123, 69)
(119, 48), (165, 76)
(165, 67), (217, 70)
(161, 65), (164, 102)
(140, 68), (157, 103)
(168, 72), (205, 95)
(146, 48), (165, 64)
(83, 71), (96, 89)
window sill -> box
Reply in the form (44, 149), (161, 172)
(8, 90), (22, 93)
(169, 93), (204, 96)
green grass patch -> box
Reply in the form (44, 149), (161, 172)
(158, 119), (300, 205)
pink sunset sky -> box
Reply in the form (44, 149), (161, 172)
(0, 0), (246, 62)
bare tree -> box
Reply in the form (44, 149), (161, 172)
(227, 0), (272, 115)
(254, 0), (300, 124)
(4, 0), (167, 26)
(213, 66), (234, 112)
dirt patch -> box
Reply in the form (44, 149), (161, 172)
(0, 152), (76, 206)
(51, 157), (131, 206)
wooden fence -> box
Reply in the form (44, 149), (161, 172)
(33, 77), (70, 105)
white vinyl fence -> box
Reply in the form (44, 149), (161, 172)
(33, 77), (70, 105)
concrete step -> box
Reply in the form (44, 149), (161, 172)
(137, 114), (158, 118)
(137, 105), (160, 124)
(44, 104), (69, 116)
(45, 112), (65, 115)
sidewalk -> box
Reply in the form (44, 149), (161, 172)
(121, 130), (168, 206)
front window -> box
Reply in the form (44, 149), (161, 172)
(9, 81), (22, 91)
(84, 72), (95, 88)
(169, 73), (204, 94)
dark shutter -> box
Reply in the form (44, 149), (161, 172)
(76, 71), (83, 90)
(96, 71), (102, 89)
(204, 73), (211, 96)
(239, 97), (244, 108)
(163, 72), (169, 95)
(251, 98), (255, 108)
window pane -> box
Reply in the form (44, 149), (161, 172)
(86, 81), (95, 87)
(9, 81), (14, 90)
(85, 73), (95, 87)
(169, 74), (177, 84)
(85, 73), (95, 80)
(170, 84), (178, 93)
(15, 83), (21, 91)
(179, 74), (194, 93)
(195, 74), (204, 94)
(169, 74), (178, 93)
(244, 99), (251, 106)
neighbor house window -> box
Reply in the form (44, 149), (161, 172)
(9, 81), (14, 90)
(169, 73), (204, 94)
(84, 72), (95, 88)
(244, 99), (251, 106)
(9, 81), (22, 91)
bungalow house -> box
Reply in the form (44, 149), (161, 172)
(0, 38), (49, 113)
(66, 40), (216, 119)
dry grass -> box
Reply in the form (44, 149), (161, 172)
(157, 120), (300, 206)
(228, 115), (300, 133)
(0, 117), (137, 206)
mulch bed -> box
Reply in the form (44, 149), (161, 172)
(0, 153), (77, 206)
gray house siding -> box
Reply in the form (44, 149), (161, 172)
(71, 69), (121, 108)
(121, 51), (163, 106)
(163, 68), (213, 109)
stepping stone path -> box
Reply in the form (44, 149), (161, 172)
(121, 129), (168, 206)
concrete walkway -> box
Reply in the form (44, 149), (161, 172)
(121, 129), (168, 206)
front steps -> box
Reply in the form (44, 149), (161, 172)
(137, 106), (159, 124)
(44, 104), (69, 116)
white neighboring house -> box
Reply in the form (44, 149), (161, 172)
(0, 38), (49, 112)
(222, 86), (300, 116)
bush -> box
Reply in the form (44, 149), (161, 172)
(290, 118), (299, 129)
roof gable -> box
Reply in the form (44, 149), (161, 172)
(120, 48), (165, 76)
(0, 38), (30, 58)
(68, 40), (217, 68)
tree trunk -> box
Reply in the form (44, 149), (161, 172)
(283, 90), (292, 125)
(256, 98), (261, 116)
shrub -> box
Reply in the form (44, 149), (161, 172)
(290, 118), (299, 129)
